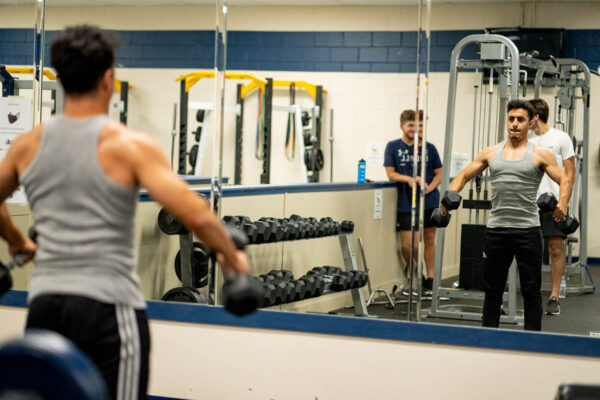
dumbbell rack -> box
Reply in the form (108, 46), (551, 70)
(176, 231), (369, 316)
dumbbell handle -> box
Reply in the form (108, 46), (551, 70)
(4, 227), (37, 271)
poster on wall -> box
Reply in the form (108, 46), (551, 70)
(0, 97), (32, 204)
(366, 141), (383, 165)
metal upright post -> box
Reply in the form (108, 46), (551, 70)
(178, 80), (188, 175)
(119, 80), (129, 124)
(339, 234), (368, 317)
(260, 78), (273, 184)
(234, 83), (244, 184)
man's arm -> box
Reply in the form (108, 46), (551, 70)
(425, 167), (442, 194)
(0, 134), (35, 260)
(440, 146), (495, 212)
(563, 156), (575, 201)
(127, 132), (249, 274)
(535, 147), (569, 221)
(385, 167), (419, 186)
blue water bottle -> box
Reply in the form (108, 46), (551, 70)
(357, 158), (366, 183)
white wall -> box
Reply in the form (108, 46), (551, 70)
(1, 305), (599, 400)
(1, 1), (599, 255)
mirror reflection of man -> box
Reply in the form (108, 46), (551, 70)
(440, 100), (569, 331)
(384, 110), (442, 291)
(528, 99), (575, 315)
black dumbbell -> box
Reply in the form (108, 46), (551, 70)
(274, 281), (292, 304)
(300, 274), (324, 298)
(319, 218), (333, 236)
(323, 266), (342, 275)
(430, 208), (451, 227)
(157, 208), (188, 235)
(283, 220), (300, 240)
(220, 228), (264, 316)
(441, 190), (462, 210)
(0, 227), (37, 298)
(223, 215), (242, 227)
(258, 274), (276, 284)
(537, 193), (580, 235)
(330, 221), (341, 235)
(291, 280), (307, 301)
(340, 220), (354, 234)
(357, 271), (369, 287)
(267, 269), (294, 282)
(161, 287), (207, 303)
(431, 190), (462, 228)
(241, 222), (258, 244)
(330, 274), (349, 291)
(259, 218), (285, 242)
(261, 282), (277, 307)
(253, 220), (272, 243)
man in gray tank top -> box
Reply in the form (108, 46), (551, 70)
(0, 26), (250, 399)
(440, 100), (569, 331)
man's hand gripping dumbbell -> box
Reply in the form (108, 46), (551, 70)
(430, 191), (463, 227)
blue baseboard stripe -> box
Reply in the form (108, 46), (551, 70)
(2, 290), (599, 359)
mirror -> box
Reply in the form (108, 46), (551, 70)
(2, 0), (596, 340)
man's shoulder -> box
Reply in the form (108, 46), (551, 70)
(386, 138), (406, 147)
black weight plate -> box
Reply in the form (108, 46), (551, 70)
(188, 144), (199, 168)
(161, 287), (207, 303)
(157, 208), (187, 235)
(174, 242), (209, 288)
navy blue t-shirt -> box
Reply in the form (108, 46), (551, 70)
(384, 139), (442, 212)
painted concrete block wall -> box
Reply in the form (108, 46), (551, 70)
(0, 2), (599, 259)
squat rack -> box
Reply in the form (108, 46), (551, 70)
(234, 79), (326, 184)
(426, 34), (523, 324)
(519, 54), (592, 295)
(175, 70), (268, 176)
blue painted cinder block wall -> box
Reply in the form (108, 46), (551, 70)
(1, 28), (599, 74)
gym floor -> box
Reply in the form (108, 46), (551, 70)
(334, 265), (600, 336)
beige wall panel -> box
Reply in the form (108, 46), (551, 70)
(2, 3), (600, 30)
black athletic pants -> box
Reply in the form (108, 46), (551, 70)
(482, 227), (543, 331)
(26, 295), (150, 400)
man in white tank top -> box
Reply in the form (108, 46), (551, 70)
(528, 99), (575, 316)
(0, 25), (250, 399)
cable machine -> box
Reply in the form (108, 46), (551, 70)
(0, 66), (64, 114)
(426, 34), (524, 324)
(520, 54), (593, 295)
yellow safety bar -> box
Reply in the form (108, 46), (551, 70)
(6, 67), (57, 81)
(175, 70), (268, 94)
(240, 79), (327, 100)
(6, 68), (134, 93)
(114, 80), (134, 93)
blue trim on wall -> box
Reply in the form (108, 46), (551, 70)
(2, 28), (599, 74)
(2, 290), (600, 359)
(139, 181), (395, 202)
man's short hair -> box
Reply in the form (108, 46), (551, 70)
(528, 98), (550, 124)
(507, 99), (535, 121)
(400, 109), (423, 125)
(50, 25), (119, 94)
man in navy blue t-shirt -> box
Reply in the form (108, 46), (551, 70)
(384, 110), (442, 290)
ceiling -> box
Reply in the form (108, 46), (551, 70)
(3, 0), (600, 5)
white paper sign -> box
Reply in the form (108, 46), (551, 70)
(450, 152), (470, 180)
(0, 97), (32, 204)
(366, 141), (384, 165)
(374, 189), (382, 219)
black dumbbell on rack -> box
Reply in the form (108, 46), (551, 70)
(537, 193), (580, 234)
(430, 190), (462, 227)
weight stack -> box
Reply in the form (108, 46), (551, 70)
(458, 224), (486, 290)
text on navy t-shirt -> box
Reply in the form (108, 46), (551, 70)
(383, 139), (442, 212)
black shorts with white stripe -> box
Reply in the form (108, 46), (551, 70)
(26, 294), (150, 400)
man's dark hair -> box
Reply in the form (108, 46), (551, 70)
(528, 98), (549, 123)
(507, 99), (535, 121)
(50, 25), (119, 94)
(400, 109), (423, 125)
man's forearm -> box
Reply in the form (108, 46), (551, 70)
(0, 203), (23, 246)
(429, 172), (442, 189)
(558, 177), (570, 210)
(387, 171), (412, 183)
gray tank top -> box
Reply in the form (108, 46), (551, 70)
(20, 115), (145, 309)
(487, 141), (544, 229)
